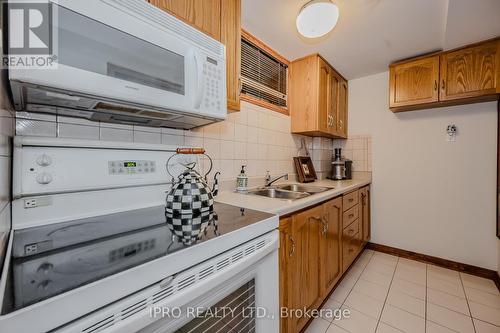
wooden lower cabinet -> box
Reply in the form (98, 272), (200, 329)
(290, 205), (323, 332)
(360, 186), (371, 244)
(279, 187), (370, 332)
(320, 198), (343, 298)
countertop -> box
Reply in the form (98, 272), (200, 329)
(215, 172), (372, 216)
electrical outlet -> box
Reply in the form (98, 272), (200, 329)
(24, 197), (53, 209)
(446, 124), (457, 142)
(24, 199), (37, 208)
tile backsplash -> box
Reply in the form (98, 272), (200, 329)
(333, 135), (372, 172)
(15, 101), (335, 181)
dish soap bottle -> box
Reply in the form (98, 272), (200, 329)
(236, 165), (248, 192)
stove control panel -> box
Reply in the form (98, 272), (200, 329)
(108, 160), (157, 175)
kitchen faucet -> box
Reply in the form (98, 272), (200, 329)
(265, 171), (289, 187)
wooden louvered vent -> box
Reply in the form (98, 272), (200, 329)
(240, 30), (289, 114)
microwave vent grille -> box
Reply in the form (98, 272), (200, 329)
(103, 0), (224, 58)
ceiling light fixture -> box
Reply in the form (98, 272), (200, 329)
(296, 0), (339, 38)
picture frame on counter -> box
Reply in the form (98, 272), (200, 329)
(293, 156), (317, 183)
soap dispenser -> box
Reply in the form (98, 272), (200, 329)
(236, 165), (248, 192)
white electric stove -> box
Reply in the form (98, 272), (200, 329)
(0, 136), (279, 333)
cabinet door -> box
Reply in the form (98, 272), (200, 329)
(329, 72), (340, 136)
(318, 58), (331, 134)
(320, 197), (342, 297)
(440, 41), (499, 101)
(360, 186), (371, 243)
(389, 55), (440, 108)
(220, 0), (241, 111)
(149, 0), (222, 40)
(337, 78), (348, 138)
(291, 205), (322, 332)
(278, 217), (293, 333)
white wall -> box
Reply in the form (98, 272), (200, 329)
(349, 71), (498, 270)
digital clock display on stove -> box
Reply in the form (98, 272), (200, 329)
(108, 160), (156, 175)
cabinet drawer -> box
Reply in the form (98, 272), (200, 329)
(343, 190), (359, 211)
(343, 205), (359, 228)
(343, 218), (359, 239)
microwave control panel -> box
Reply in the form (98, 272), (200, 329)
(203, 57), (223, 112)
(108, 160), (157, 175)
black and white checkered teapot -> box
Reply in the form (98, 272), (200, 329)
(165, 148), (220, 244)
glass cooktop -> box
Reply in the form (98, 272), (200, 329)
(9, 203), (274, 310)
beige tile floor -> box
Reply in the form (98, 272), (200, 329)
(305, 249), (500, 333)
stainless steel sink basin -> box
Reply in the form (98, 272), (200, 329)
(275, 184), (334, 194)
(246, 184), (334, 201)
(247, 188), (310, 200)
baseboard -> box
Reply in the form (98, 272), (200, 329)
(367, 242), (500, 292)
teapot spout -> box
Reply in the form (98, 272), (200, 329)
(212, 172), (220, 197)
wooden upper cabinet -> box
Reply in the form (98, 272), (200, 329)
(149, 0), (241, 111)
(389, 38), (500, 112)
(318, 58), (332, 134)
(320, 197), (342, 298)
(329, 71), (340, 137)
(290, 54), (348, 139)
(220, 0), (241, 111)
(149, 0), (222, 39)
(389, 55), (440, 108)
(336, 76), (348, 138)
(440, 40), (499, 101)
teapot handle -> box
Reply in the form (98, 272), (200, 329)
(165, 148), (213, 182)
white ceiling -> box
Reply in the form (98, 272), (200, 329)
(241, 0), (500, 79)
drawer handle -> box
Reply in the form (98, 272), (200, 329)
(348, 198), (354, 202)
(349, 229), (354, 234)
(289, 235), (296, 257)
(348, 213), (354, 218)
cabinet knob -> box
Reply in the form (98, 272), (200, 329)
(434, 80), (438, 91)
(37, 262), (54, 275)
(441, 79), (445, 90)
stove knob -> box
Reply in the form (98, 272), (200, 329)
(38, 280), (52, 291)
(37, 262), (54, 275)
(36, 154), (52, 167)
(36, 172), (53, 185)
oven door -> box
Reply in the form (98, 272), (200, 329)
(57, 230), (279, 333)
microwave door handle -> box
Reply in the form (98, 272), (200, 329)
(193, 51), (205, 109)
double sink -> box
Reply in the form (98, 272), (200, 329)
(247, 184), (334, 201)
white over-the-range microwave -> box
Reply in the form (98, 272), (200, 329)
(9, 0), (227, 129)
